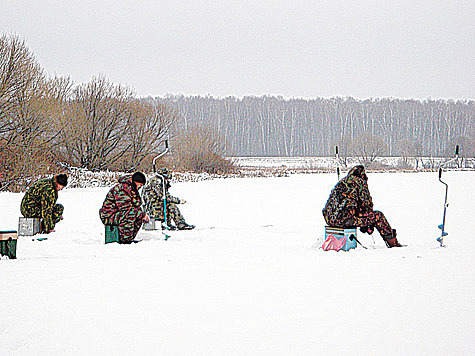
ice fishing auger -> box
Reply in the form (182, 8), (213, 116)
(153, 139), (169, 174)
(437, 145), (459, 247)
(153, 139), (171, 230)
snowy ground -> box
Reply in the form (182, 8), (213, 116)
(0, 171), (474, 355)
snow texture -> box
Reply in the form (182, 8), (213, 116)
(0, 171), (474, 355)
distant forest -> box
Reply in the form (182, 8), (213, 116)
(158, 95), (474, 158)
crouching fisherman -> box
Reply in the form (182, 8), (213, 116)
(142, 167), (195, 230)
(20, 174), (68, 234)
(323, 165), (403, 248)
(99, 172), (150, 244)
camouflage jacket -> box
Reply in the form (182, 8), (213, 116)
(99, 175), (145, 222)
(20, 177), (59, 231)
(322, 167), (373, 226)
(142, 175), (180, 219)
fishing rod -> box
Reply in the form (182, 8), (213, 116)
(335, 145), (340, 181)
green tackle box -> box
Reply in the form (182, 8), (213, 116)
(0, 231), (18, 259)
(105, 225), (119, 244)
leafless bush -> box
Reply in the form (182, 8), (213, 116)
(353, 133), (388, 168)
(171, 125), (236, 174)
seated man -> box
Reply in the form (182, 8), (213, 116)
(322, 165), (402, 248)
(20, 174), (68, 234)
(142, 167), (195, 230)
(99, 172), (150, 244)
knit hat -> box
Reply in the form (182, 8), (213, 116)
(56, 174), (68, 187)
(157, 167), (172, 180)
(132, 171), (146, 184)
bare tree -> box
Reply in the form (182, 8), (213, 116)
(112, 98), (176, 171)
(0, 34), (65, 190)
(61, 76), (135, 170)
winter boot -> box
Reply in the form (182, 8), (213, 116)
(177, 223), (195, 230)
(384, 229), (402, 248)
(162, 221), (176, 230)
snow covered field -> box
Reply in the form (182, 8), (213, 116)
(1, 171), (474, 355)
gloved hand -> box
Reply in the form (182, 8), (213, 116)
(360, 226), (374, 235)
(143, 213), (151, 223)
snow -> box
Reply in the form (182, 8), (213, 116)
(0, 171), (474, 355)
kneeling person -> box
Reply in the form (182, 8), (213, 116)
(21, 174), (68, 234)
(99, 172), (150, 243)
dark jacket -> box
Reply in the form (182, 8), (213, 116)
(99, 175), (145, 222)
(20, 177), (59, 231)
(322, 166), (373, 226)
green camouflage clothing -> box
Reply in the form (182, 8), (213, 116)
(323, 165), (393, 238)
(142, 175), (186, 227)
(99, 175), (146, 243)
(20, 177), (64, 232)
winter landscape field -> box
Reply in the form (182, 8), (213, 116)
(1, 170), (474, 355)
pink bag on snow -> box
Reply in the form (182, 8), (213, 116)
(322, 233), (347, 251)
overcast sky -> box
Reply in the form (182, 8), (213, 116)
(2, 0), (474, 99)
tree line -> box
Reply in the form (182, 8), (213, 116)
(2, 33), (473, 190)
(158, 94), (474, 161)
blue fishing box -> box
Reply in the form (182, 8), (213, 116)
(324, 226), (357, 251)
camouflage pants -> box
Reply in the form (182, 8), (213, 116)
(328, 210), (393, 238)
(21, 203), (64, 232)
(165, 203), (186, 227)
(100, 209), (143, 243)
(146, 200), (186, 227)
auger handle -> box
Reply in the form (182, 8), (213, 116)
(153, 139), (169, 173)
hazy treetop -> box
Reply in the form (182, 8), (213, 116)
(1, 0), (473, 100)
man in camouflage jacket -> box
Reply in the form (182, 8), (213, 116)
(142, 167), (194, 230)
(323, 165), (402, 247)
(20, 174), (68, 233)
(99, 172), (150, 243)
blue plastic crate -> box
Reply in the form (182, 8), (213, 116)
(324, 226), (357, 251)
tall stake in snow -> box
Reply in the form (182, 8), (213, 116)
(437, 145), (459, 247)
(335, 145), (340, 181)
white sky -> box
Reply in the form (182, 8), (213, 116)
(2, 0), (474, 99)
